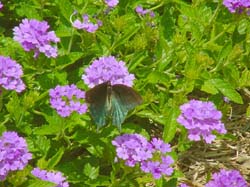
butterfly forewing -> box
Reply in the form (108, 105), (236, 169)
(85, 82), (109, 128)
(112, 84), (143, 110)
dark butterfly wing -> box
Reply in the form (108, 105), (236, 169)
(111, 84), (143, 130)
(85, 82), (109, 128)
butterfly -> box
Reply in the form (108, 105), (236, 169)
(85, 81), (142, 130)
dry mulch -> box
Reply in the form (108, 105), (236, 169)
(178, 111), (250, 186)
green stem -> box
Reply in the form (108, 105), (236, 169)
(67, 29), (75, 54)
(208, 2), (221, 25)
(203, 24), (232, 48)
(150, 1), (164, 11)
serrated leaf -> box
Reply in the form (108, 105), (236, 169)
(83, 163), (99, 180)
(209, 79), (243, 104)
(33, 136), (51, 156)
(33, 113), (65, 135)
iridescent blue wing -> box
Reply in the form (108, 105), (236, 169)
(85, 82), (109, 128)
(111, 84), (143, 130)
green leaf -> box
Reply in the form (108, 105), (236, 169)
(209, 78), (243, 104)
(33, 113), (65, 135)
(201, 80), (218, 94)
(83, 163), (99, 180)
(31, 136), (51, 156)
(161, 5), (176, 41)
(47, 148), (65, 169)
(238, 19), (248, 35)
(28, 180), (55, 187)
(137, 110), (167, 125)
(56, 24), (72, 37)
(163, 107), (179, 142)
(112, 26), (140, 50)
(96, 32), (111, 48)
(147, 71), (170, 85)
(239, 69), (250, 87)
(246, 105), (250, 119)
(55, 0), (73, 22)
(218, 41), (232, 61)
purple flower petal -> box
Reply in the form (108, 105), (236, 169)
(13, 19), (60, 58)
(0, 131), (32, 180)
(49, 84), (87, 117)
(82, 56), (135, 88)
(0, 56), (25, 92)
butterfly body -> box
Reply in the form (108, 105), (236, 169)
(85, 81), (142, 130)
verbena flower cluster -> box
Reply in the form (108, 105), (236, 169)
(31, 168), (69, 187)
(179, 184), (190, 187)
(13, 19), (60, 58)
(0, 1), (3, 9)
(112, 134), (174, 179)
(0, 56), (25, 92)
(0, 131), (32, 180)
(104, 0), (119, 7)
(82, 56), (135, 88)
(177, 99), (227, 144)
(49, 84), (88, 117)
(72, 13), (102, 33)
(223, 0), (250, 13)
(135, 5), (155, 17)
(205, 169), (248, 187)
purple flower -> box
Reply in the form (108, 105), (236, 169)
(0, 56), (25, 92)
(104, 0), (119, 7)
(177, 100), (227, 144)
(141, 156), (174, 179)
(0, 131), (32, 180)
(112, 134), (174, 179)
(49, 84), (88, 117)
(82, 56), (135, 88)
(135, 5), (155, 17)
(13, 19), (60, 58)
(223, 0), (250, 13)
(0, 2), (3, 9)
(112, 134), (152, 167)
(150, 138), (171, 154)
(179, 184), (190, 187)
(223, 96), (230, 103)
(205, 169), (248, 187)
(71, 13), (102, 33)
(31, 168), (69, 187)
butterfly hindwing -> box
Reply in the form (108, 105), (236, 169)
(85, 82), (109, 128)
(111, 84), (143, 129)
(110, 92), (129, 130)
